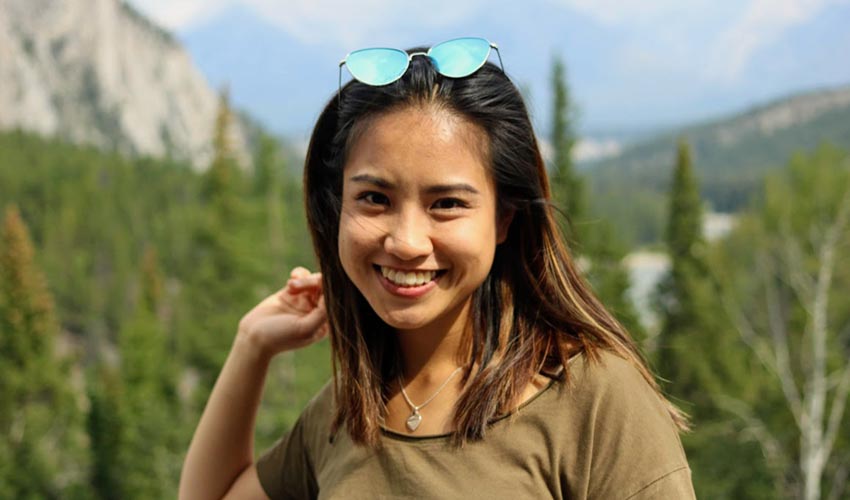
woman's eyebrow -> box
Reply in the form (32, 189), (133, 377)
(349, 175), (480, 195)
(349, 174), (394, 189)
(424, 183), (480, 195)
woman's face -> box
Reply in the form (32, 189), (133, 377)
(338, 105), (511, 334)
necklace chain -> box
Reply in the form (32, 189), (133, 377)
(398, 367), (462, 431)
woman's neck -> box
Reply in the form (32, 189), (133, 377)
(395, 299), (471, 382)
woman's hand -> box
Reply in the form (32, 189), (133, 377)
(237, 266), (329, 357)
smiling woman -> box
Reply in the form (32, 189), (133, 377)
(178, 37), (696, 500)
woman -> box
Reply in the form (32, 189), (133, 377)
(179, 37), (695, 499)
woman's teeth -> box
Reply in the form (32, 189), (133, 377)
(380, 266), (438, 287)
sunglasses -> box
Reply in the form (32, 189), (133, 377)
(338, 37), (504, 101)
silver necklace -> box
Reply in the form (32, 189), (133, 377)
(398, 367), (463, 432)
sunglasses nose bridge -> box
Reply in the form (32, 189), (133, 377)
(407, 51), (431, 65)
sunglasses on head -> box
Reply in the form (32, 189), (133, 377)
(338, 36), (504, 101)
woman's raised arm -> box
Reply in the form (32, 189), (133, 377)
(178, 268), (327, 500)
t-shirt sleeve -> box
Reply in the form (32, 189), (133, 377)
(255, 413), (318, 500)
(624, 466), (694, 499)
(580, 354), (696, 499)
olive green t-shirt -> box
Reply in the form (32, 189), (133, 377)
(256, 350), (695, 499)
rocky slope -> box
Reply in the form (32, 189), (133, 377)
(0, 0), (247, 168)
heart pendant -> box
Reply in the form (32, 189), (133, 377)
(406, 411), (422, 432)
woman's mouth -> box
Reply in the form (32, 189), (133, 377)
(373, 265), (445, 297)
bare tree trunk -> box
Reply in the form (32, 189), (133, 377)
(723, 181), (850, 500)
(798, 187), (850, 500)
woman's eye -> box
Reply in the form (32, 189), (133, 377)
(357, 192), (390, 206)
(432, 198), (467, 210)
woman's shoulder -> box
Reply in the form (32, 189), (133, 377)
(295, 378), (336, 441)
(300, 378), (336, 419)
(546, 348), (689, 461)
(550, 348), (694, 499)
(561, 348), (662, 405)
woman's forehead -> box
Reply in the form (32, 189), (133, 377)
(342, 105), (491, 184)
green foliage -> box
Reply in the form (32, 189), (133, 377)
(87, 364), (126, 500)
(652, 139), (778, 497)
(656, 139), (714, 389)
(665, 141), (704, 265)
(650, 143), (850, 498)
(580, 222), (646, 344)
(117, 246), (182, 498)
(179, 91), (258, 390)
(0, 123), (328, 496)
(0, 204), (87, 498)
(709, 144), (850, 498)
(549, 55), (584, 242)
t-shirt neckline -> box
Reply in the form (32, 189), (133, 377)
(379, 351), (584, 442)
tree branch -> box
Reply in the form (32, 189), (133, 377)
(822, 361), (850, 466)
(826, 454), (850, 500)
(806, 180), (850, 483)
(714, 394), (792, 493)
(721, 288), (787, 396)
(760, 254), (803, 425)
(777, 219), (815, 307)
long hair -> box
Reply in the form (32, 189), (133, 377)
(304, 48), (688, 447)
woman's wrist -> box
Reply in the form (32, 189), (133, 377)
(233, 328), (277, 364)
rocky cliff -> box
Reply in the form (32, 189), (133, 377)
(0, 0), (247, 168)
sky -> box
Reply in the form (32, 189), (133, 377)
(126, 0), (850, 148)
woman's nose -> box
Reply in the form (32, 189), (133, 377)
(383, 209), (433, 260)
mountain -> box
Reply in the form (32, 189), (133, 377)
(584, 84), (850, 245)
(0, 0), (248, 168)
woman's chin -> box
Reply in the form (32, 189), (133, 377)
(375, 310), (433, 333)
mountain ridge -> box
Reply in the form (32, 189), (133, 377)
(583, 82), (850, 245)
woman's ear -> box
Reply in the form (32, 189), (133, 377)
(496, 208), (515, 244)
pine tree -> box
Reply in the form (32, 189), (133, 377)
(253, 132), (286, 278)
(181, 88), (260, 406)
(666, 140), (705, 272)
(203, 87), (242, 230)
(253, 132), (278, 197)
(549, 55), (584, 243)
(87, 363), (126, 500)
(117, 245), (181, 498)
(656, 139), (710, 393)
(547, 57), (643, 344)
(0, 204), (85, 498)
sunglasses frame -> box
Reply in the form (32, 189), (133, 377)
(337, 37), (504, 105)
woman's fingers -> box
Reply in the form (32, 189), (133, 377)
(290, 266), (311, 279)
(287, 272), (322, 292)
(294, 296), (327, 337)
(238, 293), (328, 354)
(274, 268), (325, 315)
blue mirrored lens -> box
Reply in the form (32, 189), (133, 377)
(428, 37), (491, 78)
(345, 48), (409, 86)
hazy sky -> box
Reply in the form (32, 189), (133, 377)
(127, 0), (850, 140)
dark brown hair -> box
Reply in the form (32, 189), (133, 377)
(304, 48), (688, 447)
